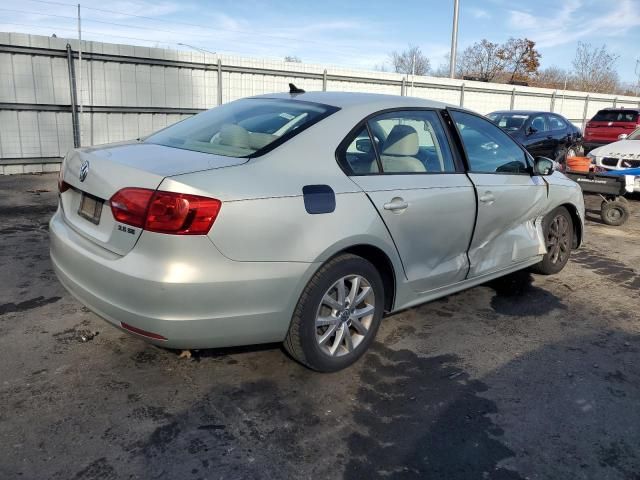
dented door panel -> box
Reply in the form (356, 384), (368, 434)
(466, 173), (548, 277)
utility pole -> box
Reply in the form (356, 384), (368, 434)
(635, 59), (640, 96)
(449, 0), (460, 79)
(77, 3), (82, 146)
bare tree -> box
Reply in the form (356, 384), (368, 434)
(389, 45), (430, 76)
(500, 38), (540, 83)
(457, 40), (506, 82)
(572, 42), (619, 93)
(533, 66), (572, 90)
(284, 55), (302, 63)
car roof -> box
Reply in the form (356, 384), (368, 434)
(599, 107), (640, 112)
(490, 110), (555, 116)
(251, 91), (451, 111)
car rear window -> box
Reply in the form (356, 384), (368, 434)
(591, 110), (639, 122)
(145, 98), (338, 157)
(487, 113), (529, 131)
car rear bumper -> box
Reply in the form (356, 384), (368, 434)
(49, 207), (315, 349)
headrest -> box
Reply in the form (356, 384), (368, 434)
(218, 124), (250, 149)
(382, 125), (419, 156)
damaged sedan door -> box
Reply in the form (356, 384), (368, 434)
(449, 110), (548, 278)
(343, 109), (476, 293)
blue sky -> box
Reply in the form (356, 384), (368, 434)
(1, 0), (639, 83)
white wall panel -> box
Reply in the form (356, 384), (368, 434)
(32, 56), (55, 104)
(12, 55), (36, 103)
(37, 112), (60, 156)
(0, 111), (21, 157)
(120, 63), (137, 106)
(18, 111), (41, 157)
(0, 53), (16, 102)
(51, 58), (70, 104)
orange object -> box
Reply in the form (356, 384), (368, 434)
(566, 156), (592, 172)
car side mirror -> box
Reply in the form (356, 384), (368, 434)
(533, 157), (554, 176)
(526, 126), (537, 136)
(355, 138), (373, 153)
(618, 133), (628, 140)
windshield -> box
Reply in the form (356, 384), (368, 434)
(145, 98), (337, 157)
(592, 110), (639, 122)
(487, 113), (529, 131)
(628, 128), (640, 140)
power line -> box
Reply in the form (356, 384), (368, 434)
(22, 0), (367, 50)
(0, 21), (175, 47)
(1, 8), (369, 57)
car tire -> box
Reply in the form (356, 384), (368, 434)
(601, 200), (629, 226)
(284, 254), (384, 372)
(532, 206), (574, 275)
(554, 147), (568, 163)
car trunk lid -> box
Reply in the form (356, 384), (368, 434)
(59, 142), (247, 255)
(585, 110), (639, 143)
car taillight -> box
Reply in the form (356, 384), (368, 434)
(58, 168), (70, 193)
(110, 188), (154, 228)
(109, 188), (221, 235)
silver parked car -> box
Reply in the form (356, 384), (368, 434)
(50, 90), (585, 371)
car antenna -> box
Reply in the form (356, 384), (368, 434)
(289, 83), (305, 94)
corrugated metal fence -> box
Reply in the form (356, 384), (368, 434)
(2, 32), (640, 174)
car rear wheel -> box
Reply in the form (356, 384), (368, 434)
(532, 206), (573, 275)
(284, 254), (384, 372)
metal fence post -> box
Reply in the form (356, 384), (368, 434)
(401, 77), (406, 96)
(459, 83), (465, 107)
(613, 97), (617, 108)
(65, 44), (80, 148)
(322, 69), (327, 91)
(510, 88), (516, 110)
(582, 95), (590, 130)
(550, 91), (556, 112)
(217, 59), (223, 106)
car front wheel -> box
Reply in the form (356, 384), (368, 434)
(532, 206), (574, 275)
(284, 254), (384, 372)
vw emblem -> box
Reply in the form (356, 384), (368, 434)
(79, 160), (89, 182)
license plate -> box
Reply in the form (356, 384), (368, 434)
(78, 193), (103, 225)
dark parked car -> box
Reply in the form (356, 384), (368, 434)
(487, 111), (584, 162)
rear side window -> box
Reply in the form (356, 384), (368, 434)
(548, 115), (567, 130)
(145, 98), (338, 158)
(592, 110), (639, 122)
(338, 110), (455, 175)
(368, 111), (455, 173)
(451, 110), (528, 174)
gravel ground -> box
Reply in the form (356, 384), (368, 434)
(1, 173), (639, 480)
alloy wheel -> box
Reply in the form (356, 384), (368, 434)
(315, 275), (375, 357)
(546, 214), (570, 264)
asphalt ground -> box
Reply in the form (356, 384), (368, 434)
(1, 173), (639, 480)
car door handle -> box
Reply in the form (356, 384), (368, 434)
(479, 192), (495, 204)
(383, 198), (409, 212)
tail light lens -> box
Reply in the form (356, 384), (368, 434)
(58, 167), (70, 193)
(110, 188), (154, 228)
(109, 188), (221, 235)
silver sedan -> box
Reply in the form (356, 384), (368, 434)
(50, 89), (585, 371)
